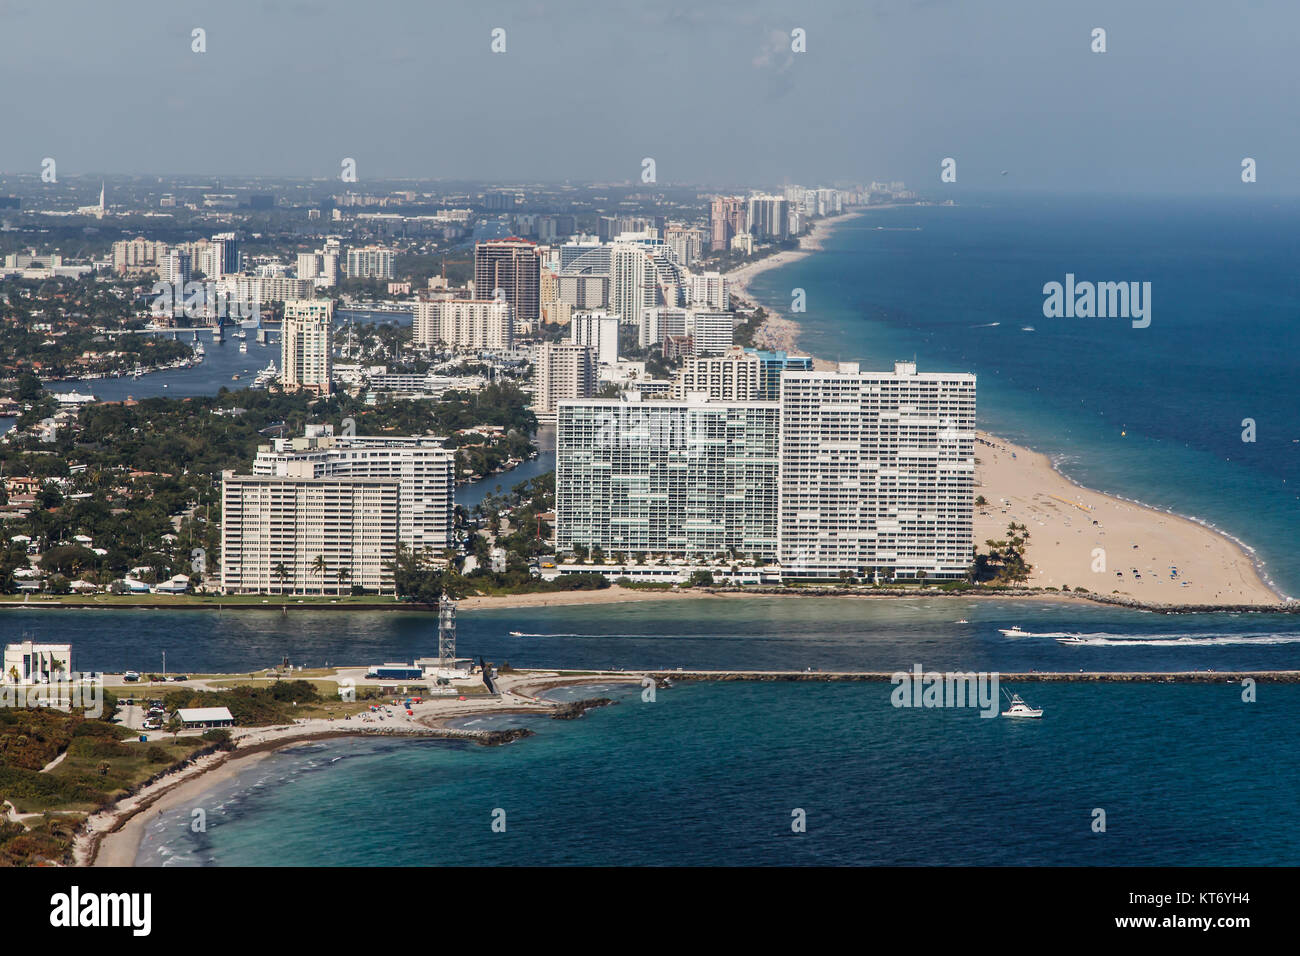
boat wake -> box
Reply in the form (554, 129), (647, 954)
(1026, 630), (1300, 647)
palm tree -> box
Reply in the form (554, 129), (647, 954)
(335, 567), (351, 595)
(272, 562), (290, 594)
(7, 665), (19, 684)
(311, 555), (328, 595)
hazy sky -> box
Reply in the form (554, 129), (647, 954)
(1, 0), (1296, 193)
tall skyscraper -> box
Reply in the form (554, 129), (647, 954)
(474, 238), (540, 324)
(747, 194), (790, 241)
(556, 393), (781, 559)
(709, 196), (747, 251)
(281, 299), (334, 395)
(778, 361), (976, 580)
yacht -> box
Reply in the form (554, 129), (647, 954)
(999, 625), (1028, 637)
(1001, 692), (1043, 719)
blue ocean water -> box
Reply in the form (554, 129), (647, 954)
(747, 197), (1300, 597)
(137, 679), (1300, 866)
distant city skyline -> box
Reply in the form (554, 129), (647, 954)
(2, 0), (1298, 194)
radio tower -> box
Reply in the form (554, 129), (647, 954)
(438, 593), (456, 669)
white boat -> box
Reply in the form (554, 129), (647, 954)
(1001, 692), (1043, 718)
(239, 342), (248, 353)
(954, 619), (969, 624)
(999, 626), (1028, 637)
(509, 630), (524, 637)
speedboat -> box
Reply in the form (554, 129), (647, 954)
(1001, 693), (1043, 718)
(508, 630), (524, 637)
(1055, 636), (1088, 645)
(999, 626), (1028, 637)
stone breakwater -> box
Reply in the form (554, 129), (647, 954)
(649, 671), (1300, 684)
(695, 586), (1298, 614)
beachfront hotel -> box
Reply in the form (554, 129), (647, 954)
(554, 361), (976, 579)
(778, 362), (976, 580)
(555, 393), (780, 559)
(673, 346), (813, 402)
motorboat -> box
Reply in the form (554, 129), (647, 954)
(1001, 692), (1043, 718)
(999, 626), (1028, 637)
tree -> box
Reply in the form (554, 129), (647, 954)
(975, 495), (988, 508)
(335, 567), (351, 595)
(166, 713), (183, 740)
(272, 562), (291, 593)
(311, 554), (328, 594)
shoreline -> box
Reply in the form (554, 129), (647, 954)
(76, 664), (1300, 866)
(726, 205), (1285, 607)
(79, 671), (641, 867)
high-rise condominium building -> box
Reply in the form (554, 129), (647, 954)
(281, 299), (334, 395)
(532, 342), (596, 419)
(414, 295), (514, 350)
(474, 238), (540, 323)
(672, 347), (813, 402)
(569, 311), (620, 365)
(608, 242), (684, 329)
(112, 237), (169, 274)
(747, 194), (790, 241)
(709, 196), (747, 251)
(250, 424), (455, 553)
(778, 361), (976, 580)
(219, 472), (398, 595)
(690, 271), (730, 310)
(346, 245), (394, 279)
(556, 394), (781, 560)
(640, 308), (733, 355)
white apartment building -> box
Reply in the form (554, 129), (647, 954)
(569, 311), (620, 365)
(281, 298), (334, 394)
(532, 342), (596, 419)
(640, 307), (734, 355)
(346, 245), (395, 279)
(413, 296), (514, 351)
(674, 347), (764, 401)
(690, 271), (730, 311)
(219, 472), (398, 595)
(555, 393), (781, 560)
(250, 424), (455, 553)
(778, 361), (976, 580)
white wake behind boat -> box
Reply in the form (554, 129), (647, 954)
(1001, 692), (1043, 719)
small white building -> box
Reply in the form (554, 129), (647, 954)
(3, 641), (73, 684)
(174, 707), (234, 729)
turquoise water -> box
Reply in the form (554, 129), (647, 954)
(137, 680), (1300, 866)
(749, 197), (1300, 597)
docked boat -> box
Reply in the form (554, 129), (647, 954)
(999, 626), (1028, 637)
(1001, 692), (1043, 718)
(239, 342), (248, 353)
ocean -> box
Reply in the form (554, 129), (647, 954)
(16, 195), (1298, 866)
(747, 196), (1300, 597)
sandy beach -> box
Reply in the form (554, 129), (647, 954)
(724, 206), (1282, 607)
(974, 433), (1278, 605)
(727, 207), (872, 354)
(79, 671), (638, 867)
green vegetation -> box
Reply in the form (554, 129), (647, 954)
(972, 522), (1033, 583)
(161, 679), (323, 726)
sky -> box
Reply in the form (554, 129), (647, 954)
(0, 0), (1296, 194)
